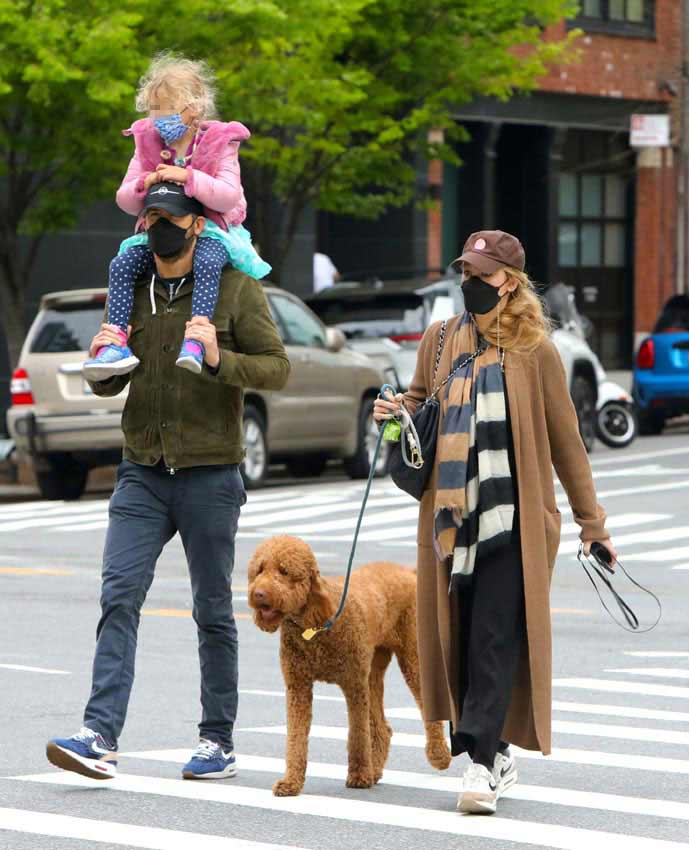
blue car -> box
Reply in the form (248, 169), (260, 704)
(633, 294), (689, 435)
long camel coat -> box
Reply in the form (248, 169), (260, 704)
(402, 314), (609, 755)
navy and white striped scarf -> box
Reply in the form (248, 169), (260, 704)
(433, 313), (515, 588)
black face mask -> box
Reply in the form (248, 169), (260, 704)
(461, 275), (502, 315)
(147, 216), (195, 258)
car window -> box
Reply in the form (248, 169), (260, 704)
(654, 295), (689, 333)
(30, 305), (104, 353)
(308, 294), (426, 340)
(270, 295), (326, 348)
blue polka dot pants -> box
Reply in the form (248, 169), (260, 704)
(107, 245), (154, 331)
(191, 238), (226, 319)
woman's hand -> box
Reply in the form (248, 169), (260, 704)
(373, 390), (405, 422)
(143, 171), (160, 190)
(88, 324), (130, 359)
(155, 164), (189, 184)
(582, 538), (618, 564)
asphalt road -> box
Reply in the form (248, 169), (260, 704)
(1, 426), (689, 850)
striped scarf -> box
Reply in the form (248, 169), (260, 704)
(433, 312), (515, 588)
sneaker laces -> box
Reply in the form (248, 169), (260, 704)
(72, 726), (98, 743)
(464, 763), (492, 784)
(191, 739), (220, 761)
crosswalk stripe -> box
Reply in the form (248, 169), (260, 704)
(553, 678), (689, 699)
(285, 506), (420, 535)
(237, 497), (415, 529)
(625, 652), (689, 658)
(616, 545), (689, 562)
(559, 513), (669, 537)
(671, 564), (689, 570)
(121, 750), (689, 822)
(0, 512), (108, 533)
(387, 701), (689, 724)
(0, 807), (308, 850)
(558, 526), (689, 555)
(0, 502), (108, 522)
(244, 725), (689, 774)
(0, 663), (70, 675)
(607, 668), (689, 681)
(13, 772), (689, 850)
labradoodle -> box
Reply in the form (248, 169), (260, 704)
(248, 534), (452, 797)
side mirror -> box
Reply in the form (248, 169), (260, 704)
(325, 327), (346, 352)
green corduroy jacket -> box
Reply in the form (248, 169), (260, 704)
(89, 267), (290, 468)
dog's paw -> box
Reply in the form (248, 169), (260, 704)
(346, 770), (375, 789)
(426, 739), (452, 771)
(272, 776), (303, 797)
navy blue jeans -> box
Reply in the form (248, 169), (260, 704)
(83, 459), (246, 750)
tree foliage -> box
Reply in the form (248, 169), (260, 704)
(0, 0), (579, 364)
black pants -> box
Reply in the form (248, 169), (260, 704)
(450, 538), (526, 769)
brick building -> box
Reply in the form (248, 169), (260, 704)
(320, 0), (683, 368)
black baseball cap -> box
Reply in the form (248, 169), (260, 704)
(142, 181), (203, 217)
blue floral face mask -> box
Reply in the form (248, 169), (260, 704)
(154, 113), (189, 146)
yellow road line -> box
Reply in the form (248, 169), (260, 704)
(0, 567), (74, 576)
(143, 608), (251, 620)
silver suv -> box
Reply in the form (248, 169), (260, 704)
(8, 286), (389, 499)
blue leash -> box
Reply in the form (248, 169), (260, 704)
(302, 384), (396, 640)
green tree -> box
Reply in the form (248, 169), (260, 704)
(0, 0), (578, 367)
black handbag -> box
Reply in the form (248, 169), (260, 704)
(388, 321), (484, 501)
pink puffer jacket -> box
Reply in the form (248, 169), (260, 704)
(116, 118), (251, 230)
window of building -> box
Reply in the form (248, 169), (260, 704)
(558, 172), (628, 268)
(570, 0), (654, 36)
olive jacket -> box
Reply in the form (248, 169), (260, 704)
(89, 267), (290, 468)
(403, 314), (609, 754)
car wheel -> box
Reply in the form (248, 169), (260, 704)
(344, 398), (389, 479)
(241, 405), (268, 489)
(595, 402), (638, 448)
(286, 454), (328, 478)
(34, 455), (89, 501)
(637, 407), (666, 436)
(571, 376), (596, 453)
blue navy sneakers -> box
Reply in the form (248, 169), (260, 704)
(46, 727), (118, 780)
(82, 343), (140, 382)
(182, 739), (236, 780)
(175, 338), (205, 374)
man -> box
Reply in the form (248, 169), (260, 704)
(47, 182), (290, 781)
(313, 251), (341, 293)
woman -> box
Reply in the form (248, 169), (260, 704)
(373, 230), (617, 815)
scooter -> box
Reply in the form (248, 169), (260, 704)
(596, 378), (638, 449)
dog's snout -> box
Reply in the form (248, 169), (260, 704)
(252, 588), (267, 602)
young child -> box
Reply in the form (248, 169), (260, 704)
(83, 53), (270, 381)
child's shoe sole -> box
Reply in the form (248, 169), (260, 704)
(46, 741), (117, 780)
(175, 355), (203, 375)
(82, 356), (140, 382)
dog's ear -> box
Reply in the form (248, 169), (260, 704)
(302, 571), (336, 629)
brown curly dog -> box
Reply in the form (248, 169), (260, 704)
(248, 535), (452, 797)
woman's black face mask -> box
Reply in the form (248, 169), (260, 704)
(147, 216), (196, 258)
(461, 275), (502, 315)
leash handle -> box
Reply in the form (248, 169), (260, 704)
(302, 394), (389, 640)
(577, 544), (662, 633)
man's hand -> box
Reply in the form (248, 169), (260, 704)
(185, 316), (219, 369)
(143, 171), (161, 190)
(88, 323), (130, 360)
(155, 164), (189, 184)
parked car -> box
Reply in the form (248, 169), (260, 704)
(310, 277), (602, 451)
(632, 293), (689, 435)
(8, 286), (389, 499)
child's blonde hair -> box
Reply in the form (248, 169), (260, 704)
(135, 52), (217, 119)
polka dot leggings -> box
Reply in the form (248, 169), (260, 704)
(107, 239), (229, 331)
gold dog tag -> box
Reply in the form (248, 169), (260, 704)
(301, 627), (320, 641)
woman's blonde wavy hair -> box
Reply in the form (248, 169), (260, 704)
(135, 52), (217, 119)
(479, 268), (552, 354)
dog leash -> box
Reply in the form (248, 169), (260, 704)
(301, 385), (393, 641)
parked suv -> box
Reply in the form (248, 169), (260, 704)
(8, 286), (388, 499)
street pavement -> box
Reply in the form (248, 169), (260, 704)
(1, 427), (689, 849)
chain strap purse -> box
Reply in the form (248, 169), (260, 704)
(387, 321), (486, 501)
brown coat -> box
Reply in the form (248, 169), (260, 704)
(403, 315), (609, 755)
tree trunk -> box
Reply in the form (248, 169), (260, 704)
(0, 233), (39, 370)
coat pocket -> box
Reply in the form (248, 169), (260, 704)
(544, 508), (562, 570)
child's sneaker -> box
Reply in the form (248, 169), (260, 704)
(83, 340), (139, 382)
(176, 339), (205, 375)
(182, 738), (236, 779)
(46, 727), (118, 780)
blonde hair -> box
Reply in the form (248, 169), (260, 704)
(480, 268), (552, 354)
(135, 52), (217, 119)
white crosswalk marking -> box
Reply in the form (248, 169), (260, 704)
(607, 668), (689, 681)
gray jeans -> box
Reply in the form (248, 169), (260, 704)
(83, 459), (246, 750)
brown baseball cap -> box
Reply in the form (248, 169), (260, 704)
(452, 230), (526, 274)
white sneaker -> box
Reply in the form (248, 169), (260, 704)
(492, 747), (518, 798)
(457, 762), (497, 814)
